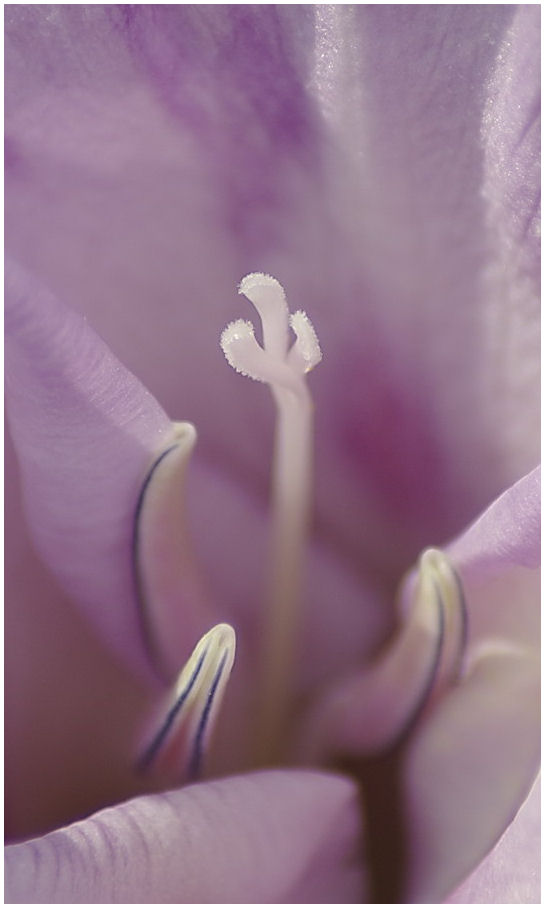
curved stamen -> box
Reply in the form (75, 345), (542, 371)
(221, 273), (322, 765)
(133, 421), (216, 681)
(420, 548), (468, 690)
(137, 623), (236, 783)
(298, 548), (468, 762)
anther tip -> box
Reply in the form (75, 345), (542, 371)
(204, 622), (236, 651)
(420, 548), (448, 570)
(172, 421), (198, 449)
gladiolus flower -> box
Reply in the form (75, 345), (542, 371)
(5, 5), (539, 904)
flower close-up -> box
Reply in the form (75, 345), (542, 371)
(5, 4), (540, 905)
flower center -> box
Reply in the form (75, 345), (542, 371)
(134, 275), (468, 783)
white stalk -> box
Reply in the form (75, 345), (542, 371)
(257, 384), (313, 762)
(220, 274), (321, 764)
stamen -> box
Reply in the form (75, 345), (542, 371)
(297, 548), (468, 762)
(133, 421), (215, 680)
(137, 623), (236, 783)
(220, 273), (322, 764)
(418, 548), (468, 692)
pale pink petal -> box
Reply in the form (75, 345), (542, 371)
(5, 770), (366, 904)
(446, 774), (540, 904)
(5, 9), (540, 898)
(5, 7), (539, 588)
(448, 465), (540, 579)
(5, 260), (176, 676)
(405, 642), (539, 902)
(402, 467), (540, 901)
(5, 433), (154, 841)
(447, 465), (540, 653)
(299, 470), (540, 901)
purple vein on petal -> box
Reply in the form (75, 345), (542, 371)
(4, 769), (365, 903)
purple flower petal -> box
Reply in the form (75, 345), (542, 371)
(5, 427), (158, 840)
(5, 6), (539, 582)
(296, 468), (539, 900)
(5, 5), (540, 898)
(446, 774), (540, 904)
(5, 260), (179, 676)
(405, 642), (539, 902)
(5, 770), (365, 903)
(403, 467), (540, 901)
(448, 465), (540, 578)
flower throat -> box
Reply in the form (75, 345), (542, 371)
(134, 274), (467, 784)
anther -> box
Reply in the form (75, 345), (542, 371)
(133, 421), (216, 680)
(297, 548), (468, 762)
(137, 623), (236, 782)
(418, 548), (468, 693)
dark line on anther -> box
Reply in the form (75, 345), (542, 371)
(131, 443), (180, 682)
(136, 646), (209, 773)
(188, 649), (228, 781)
(452, 567), (470, 679)
(391, 583), (445, 750)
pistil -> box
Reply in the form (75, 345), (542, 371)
(221, 274), (322, 763)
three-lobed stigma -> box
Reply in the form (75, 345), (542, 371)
(220, 273), (322, 391)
